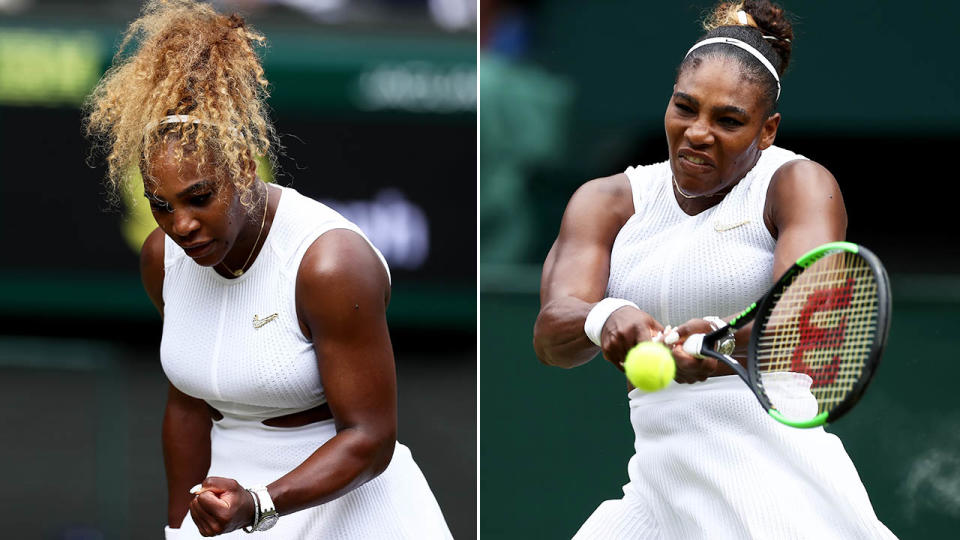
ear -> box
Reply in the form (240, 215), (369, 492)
(758, 112), (780, 150)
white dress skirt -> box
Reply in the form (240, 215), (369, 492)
(163, 415), (453, 539)
(573, 375), (896, 539)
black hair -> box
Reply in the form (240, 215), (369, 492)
(678, 1), (794, 115)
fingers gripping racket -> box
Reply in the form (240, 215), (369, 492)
(682, 241), (891, 428)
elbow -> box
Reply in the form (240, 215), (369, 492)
(533, 310), (567, 368)
(372, 429), (396, 477)
(533, 337), (561, 368)
(359, 425), (396, 479)
(532, 315), (553, 366)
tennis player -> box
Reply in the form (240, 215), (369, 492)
(85, 1), (452, 537)
(533, 1), (896, 537)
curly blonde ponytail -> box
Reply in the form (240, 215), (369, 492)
(85, 0), (277, 208)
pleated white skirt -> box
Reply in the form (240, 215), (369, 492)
(163, 415), (452, 539)
(574, 375), (896, 540)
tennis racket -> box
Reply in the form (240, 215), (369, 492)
(679, 241), (891, 428)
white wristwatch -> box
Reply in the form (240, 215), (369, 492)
(243, 486), (279, 533)
(703, 316), (736, 356)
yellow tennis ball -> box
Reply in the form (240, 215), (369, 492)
(624, 341), (676, 392)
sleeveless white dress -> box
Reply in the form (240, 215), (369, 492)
(573, 147), (896, 539)
(160, 185), (452, 539)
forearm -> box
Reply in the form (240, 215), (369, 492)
(534, 296), (600, 369)
(267, 426), (395, 516)
(162, 390), (213, 527)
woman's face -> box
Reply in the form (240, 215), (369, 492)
(142, 140), (249, 267)
(664, 56), (780, 198)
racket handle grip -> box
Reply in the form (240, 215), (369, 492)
(683, 333), (705, 358)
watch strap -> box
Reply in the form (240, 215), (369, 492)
(244, 486), (279, 532)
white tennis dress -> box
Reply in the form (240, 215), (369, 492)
(573, 147), (896, 539)
(159, 185), (452, 539)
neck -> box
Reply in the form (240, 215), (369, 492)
(218, 183), (272, 278)
(672, 177), (729, 216)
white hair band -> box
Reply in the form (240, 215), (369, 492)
(685, 36), (781, 100)
(145, 114), (243, 138)
(143, 114), (203, 134)
(159, 114), (202, 125)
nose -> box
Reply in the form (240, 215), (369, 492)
(685, 117), (714, 147)
(171, 210), (200, 239)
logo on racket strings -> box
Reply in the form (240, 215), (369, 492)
(791, 278), (854, 387)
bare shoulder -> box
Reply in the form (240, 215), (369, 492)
(298, 230), (388, 286)
(561, 173), (634, 236)
(768, 159), (841, 199)
(569, 173), (633, 214)
(765, 159), (847, 239)
(296, 229), (390, 311)
(140, 227), (165, 315)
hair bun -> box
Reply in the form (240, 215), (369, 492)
(703, 1), (793, 74)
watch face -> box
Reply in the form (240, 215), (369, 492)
(718, 336), (736, 356)
(257, 514), (279, 531)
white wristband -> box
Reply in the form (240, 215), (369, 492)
(584, 298), (639, 347)
(703, 316), (727, 331)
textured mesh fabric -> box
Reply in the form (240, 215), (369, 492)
(160, 185), (388, 419)
(164, 418), (452, 539)
(584, 147), (895, 538)
(606, 146), (801, 326)
(612, 379), (896, 539)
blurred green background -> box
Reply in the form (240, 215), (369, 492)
(480, 1), (960, 538)
(0, 0), (475, 538)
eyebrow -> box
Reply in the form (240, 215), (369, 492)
(143, 179), (216, 201)
(674, 91), (749, 117)
(176, 180), (216, 199)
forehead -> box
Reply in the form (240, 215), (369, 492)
(143, 138), (220, 194)
(676, 55), (765, 112)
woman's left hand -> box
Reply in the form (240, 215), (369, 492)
(188, 477), (256, 536)
(665, 318), (720, 383)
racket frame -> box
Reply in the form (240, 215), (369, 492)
(692, 241), (891, 428)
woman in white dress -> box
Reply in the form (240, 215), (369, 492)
(533, 1), (895, 538)
(85, 1), (452, 537)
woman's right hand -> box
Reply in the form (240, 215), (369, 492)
(598, 307), (664, 370)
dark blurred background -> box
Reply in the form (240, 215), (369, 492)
(480, 1), (960, 538)
(0, 0), (475, 538)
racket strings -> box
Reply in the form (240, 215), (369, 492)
(754, 252), (879, 419)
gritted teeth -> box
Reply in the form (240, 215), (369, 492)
(683, 155), (706, 165)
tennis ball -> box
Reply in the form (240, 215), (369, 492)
(624, 342), (676, 392)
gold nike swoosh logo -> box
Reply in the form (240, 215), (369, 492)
(253, 313), (279, 329)
(714, 219), (752, 232)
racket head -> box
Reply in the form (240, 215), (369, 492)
(747, 242), (892, 428)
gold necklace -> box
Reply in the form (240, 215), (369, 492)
(672, 176), (723, 200)
(672, 175), (699, 199)
(220, 185), (268, 277)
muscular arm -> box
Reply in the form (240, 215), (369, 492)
(163, 385), (214, 527)
(266, 229), (397, 515)
(765, 159), (847, 276)
(141, 227), (214, 527)
(533, 174), (643, 368)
